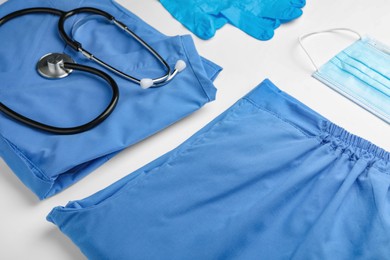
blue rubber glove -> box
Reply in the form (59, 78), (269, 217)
(222, 0), (306, 21)
(160, 0), (305, 40)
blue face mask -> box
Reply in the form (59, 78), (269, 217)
(299, 28), (390, 124)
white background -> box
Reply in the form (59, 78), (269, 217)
(0, 0), (389, 259)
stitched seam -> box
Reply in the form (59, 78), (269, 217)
(180, 37), (214, 102)
(365, 40), (390, 58)
(110, 0), (215, 101)
(116, 0), (216, 101)
(53, 100), (246, 213)
(242, 93), (390, 173)
(107, 0), (214, 101)
(110, 0), (163, 36)
(368, 169), (390, 233)
(243, 97), (319, 142)
(0, 135), (51, 183)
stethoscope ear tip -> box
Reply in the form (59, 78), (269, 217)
(175, 60), (187, 72)
(139, 60), (186, 89)
(140, 78), (154, 89)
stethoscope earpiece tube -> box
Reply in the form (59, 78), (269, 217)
(58, 7), (186, 88)
(0, 7), (64, 25)
(0, 6), (186, 134)
(58, 7), (113, 51)
(0, 62), (119, 135)
(0, 7), (120, 135)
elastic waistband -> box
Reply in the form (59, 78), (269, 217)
(322, 121), (390, 162)
(245, 79), (390, 164)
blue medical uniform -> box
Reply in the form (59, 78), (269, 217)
(48, 79), (390, 259)
(0, 0), (221, 199)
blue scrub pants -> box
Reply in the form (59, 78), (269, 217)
(48, 79), (390, 259)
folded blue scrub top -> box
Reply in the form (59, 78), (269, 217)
(48, 79), (390, 259)
(0, 0), (221, 199)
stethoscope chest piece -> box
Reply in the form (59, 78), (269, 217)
(0, 6), (186, 134)
(37, 53), (75, 79)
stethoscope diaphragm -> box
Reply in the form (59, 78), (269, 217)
(37, 53), (75, 79)
(0, 6), (187, 134)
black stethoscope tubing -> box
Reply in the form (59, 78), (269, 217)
(59, 7), (184, 88)
(0, 8), (119, 135)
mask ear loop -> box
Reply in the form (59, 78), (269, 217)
(298, 28), (362, 72)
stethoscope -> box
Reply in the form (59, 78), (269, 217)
(0, 7), (186, 135)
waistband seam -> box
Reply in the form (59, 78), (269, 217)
(245, 82), (389, 172)
(243, 97), (322, 143)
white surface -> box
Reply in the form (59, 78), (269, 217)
(0, 0), (389, 259)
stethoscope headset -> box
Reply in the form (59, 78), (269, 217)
(0, 7), (186, 135)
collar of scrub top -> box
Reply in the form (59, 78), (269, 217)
(0, 7), (187, 135)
